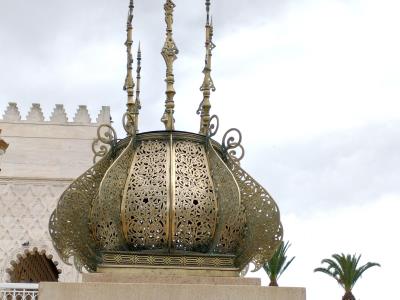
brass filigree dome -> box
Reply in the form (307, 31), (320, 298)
(49, 0), (283, 275)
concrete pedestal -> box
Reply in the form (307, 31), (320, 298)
(39, 274), (306, 300)
(83, 273), (261, 286)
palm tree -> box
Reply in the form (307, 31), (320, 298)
(314, 253), (380, 300)
(263, 241), (295, 286)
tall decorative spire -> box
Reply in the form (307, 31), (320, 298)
(198, 0), (216, 135)
(123, 0), (140, 135)
(206, 0), (211, 24)
(161, 0), (179, 131)
(135, 43), (142, 111)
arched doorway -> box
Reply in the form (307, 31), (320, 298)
(5, 248), (60, 283)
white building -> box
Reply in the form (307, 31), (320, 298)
(0, 102), (110, 283)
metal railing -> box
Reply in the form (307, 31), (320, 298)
(0, 283), (38, 300)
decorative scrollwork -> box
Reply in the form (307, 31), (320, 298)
(123, 140), (169, 249)
(92, 124), (117, 163)
(91, 139), (135, 251)
(196, 101), (202, 115)
(222, 128), (245, 164)
(101, 252), (235, 269)
(227, 157), (283, 271)
(49, 152), (115, 272)
(207, 115), (219, 138)
(122, 112), (136, 136)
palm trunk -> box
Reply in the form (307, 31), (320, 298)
(269, 279), (278, 287)
(342, 291), (355, 300)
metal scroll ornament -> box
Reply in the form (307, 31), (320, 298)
(122, 112), (136, 136)
(205, 115), (244, 164)
(222, 128), (245, 164)
(206, 115), (219, 138)
(92, 124), (117, 163)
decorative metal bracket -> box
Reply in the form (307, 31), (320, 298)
(122, 112), (136, 137)
(222, 128), (245, 164)
(205, 115), (219, 138)
(205, 115), (244, 164)
(92, 124), (118, 163)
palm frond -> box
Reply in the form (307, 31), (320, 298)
(278, 255), (295, 279)
(263, 241), (295, 284)
(315, 253), (380, 294)
(353, 261), (381, 288)
(314, 267), (340, 283)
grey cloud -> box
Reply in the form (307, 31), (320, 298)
(0, 0), (292, 116)
(244, 120), (400, 215)
(0, 0), (289, 58)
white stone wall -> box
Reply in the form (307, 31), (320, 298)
(0, 103), (111, 282)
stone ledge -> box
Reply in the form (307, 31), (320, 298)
(0, 176), (74, 182)
(83, 273), (261, 286)
(39, 282), (306, 300)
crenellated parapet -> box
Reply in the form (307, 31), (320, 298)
(50, 104), (68, 123)
(73, 105), (92, 123)
(2, 103), (21, 122)
(0, 102), (111, 179)
(1, 103), (110, 125)
(26, 104), (45, 122)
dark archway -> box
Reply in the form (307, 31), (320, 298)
(6, 248), (60, 283)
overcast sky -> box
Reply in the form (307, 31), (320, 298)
(1, 0), (399, 299)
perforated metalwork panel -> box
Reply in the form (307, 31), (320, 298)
(91, 139), (134, 251)
(122, 140), (169, 249)
(49, 153), (114, 272)
(207, 142), (245, 253)
(229, 158), (283, 271)
(173, 141), (217, 252)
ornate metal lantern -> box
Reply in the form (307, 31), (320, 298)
(49, 0), (283, 276)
